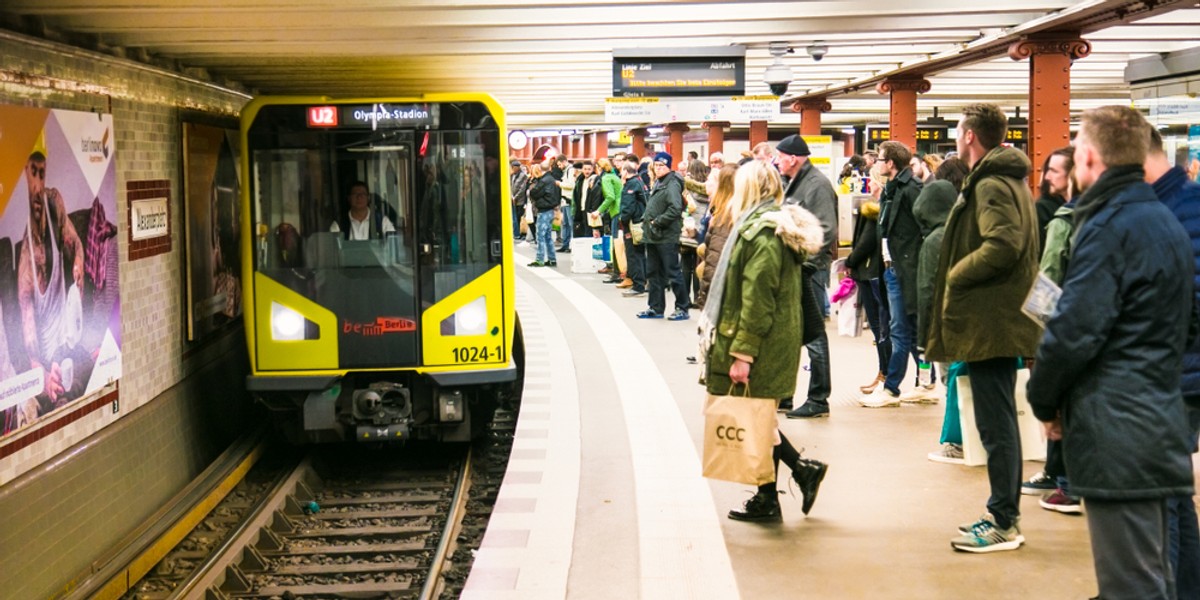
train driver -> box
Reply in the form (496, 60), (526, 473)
(330, 181), (396, 240)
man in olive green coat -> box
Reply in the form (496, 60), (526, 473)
(926, 103), (1042, 554)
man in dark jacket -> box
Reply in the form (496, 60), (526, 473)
(1146, 125), (1200, 598)
(638, 152), (689, 320)
(528, 166), (560, 267)
(1029, 106), (1194, 598)
(510, 160), (529, 241)
(572, 161), (594, 238)
(860, 141), (925, 408)
(927, 103), (1042, 553)
(773, 135), (837, 419)
(618, 162), (649, 295)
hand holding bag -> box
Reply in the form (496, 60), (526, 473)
(702, 384), (778, 486)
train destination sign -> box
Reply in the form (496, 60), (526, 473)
(308, 104), (436, 129)
(613, 47), (746, 98)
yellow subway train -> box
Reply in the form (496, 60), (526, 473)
(239, 94), (519, 443)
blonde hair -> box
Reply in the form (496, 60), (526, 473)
(726, 161), (783, 223)
(530, 163), (545, 178)
(710, 164), (740, 227)
(596, 157), (613, 173)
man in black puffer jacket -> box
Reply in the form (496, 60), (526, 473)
(1029, 106), (1194, 599)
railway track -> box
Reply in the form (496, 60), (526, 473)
(107, 443), (469, 600)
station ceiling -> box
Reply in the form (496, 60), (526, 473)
(2, 0), (1199, 130)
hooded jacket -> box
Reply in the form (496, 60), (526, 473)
(1027, 165), (1194, 500)
(844, 200), (881, 281)
(925, 146), (1042, 363)
(698, 216), (734, 307)
(529, 172), (560, 212)
(644, 171), (685, 244)
(704, 203), (824, 399)
(912, 180), (956, 350)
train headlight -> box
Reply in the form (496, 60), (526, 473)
(271, 302), (306, 341)
(443, 296), (487, 336)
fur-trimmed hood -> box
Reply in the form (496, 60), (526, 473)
(859, 200), (880, 220)
(760, 204), (825, 257)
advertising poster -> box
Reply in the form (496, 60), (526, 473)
(0, 106), (121, 438)
(183, 122), (242, 341)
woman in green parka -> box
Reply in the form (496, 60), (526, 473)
(699, 160), (830, 522)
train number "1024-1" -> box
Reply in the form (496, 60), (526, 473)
(452, 345), (502, 363)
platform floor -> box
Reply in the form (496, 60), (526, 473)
(462, 244), (1176, 599)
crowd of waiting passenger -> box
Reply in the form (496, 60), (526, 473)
(511, 103), (1200, 600)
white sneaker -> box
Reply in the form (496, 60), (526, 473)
(858, 386), (900, 408)
(927, 443), (965, 465)
(899, 384), (940, 404)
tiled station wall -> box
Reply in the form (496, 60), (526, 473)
(0, 30), (255, 599)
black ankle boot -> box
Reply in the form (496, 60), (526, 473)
(792, 458), (829, 515)
(728, 491), (781, 522)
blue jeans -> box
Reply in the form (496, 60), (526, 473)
(812, 265), (831, 318)
(858, 278), (891, 375)
(535, 210), (556, 263)
(805, 273), (832, 404)
(559, 206), (573, 248)
(883, 267), (919, 394)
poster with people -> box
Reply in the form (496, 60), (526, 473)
(0, 105), (122, 438)
(183, 122), (242, 341)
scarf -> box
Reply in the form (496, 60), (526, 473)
(1071, 164), (1145, 247)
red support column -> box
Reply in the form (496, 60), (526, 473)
(559, 134), (570, 156)
(749, 120), (768, 151)
(570, 135), (581, 159)
(843, 131), (856, 157)
(630, 128), (648, 159)
(1010, 33), (1091, 192)
(665, 122), (690, 167)
(795, 98), (831, 137)
(703, 121), (729, 156)
(876, 78), (930, 151)
(583, 134), (594, 159)
(595, 131), (609, 157)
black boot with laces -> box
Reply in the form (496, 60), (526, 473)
(792, 457), (829, 515)
(728, 491), (782, 522)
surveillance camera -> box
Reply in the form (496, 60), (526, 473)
(763, 63), (793, 96)
(807, 43), (829, 62)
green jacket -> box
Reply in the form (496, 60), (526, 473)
(1039, 204), (1075, 286)
(705, 202), (825, 399)
(912, 180), (957, 351)
(596, 171), (623, 217)
(925, 146), (1042, 363)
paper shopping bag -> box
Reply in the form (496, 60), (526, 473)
(613, 233), (627, 273)
(958, 368), (1045, 467)
(702, 392), (778, 485)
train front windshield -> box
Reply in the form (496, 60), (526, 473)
(247, 101), (503, 369)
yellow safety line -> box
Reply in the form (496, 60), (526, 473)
(92, 439), (268, 600)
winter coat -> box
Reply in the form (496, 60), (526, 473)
(1035, 193), (1065, 253)
(912, 180), (956, 351)
(529, 172), (560, 212)
(844, 201), (881, 281)
(1027, 165), (1195, 500)
(618, 177), (647, 225)
(1153, 165), (1200, 401)
(698, 217), (734, 307)
(704, 203), (825, 399)
(644, 171), (685, 244)
(583, 174), (605, 213)
(510, 171), (529, 207)
(877, 167), (923, 314)
(596, 171), (623, 217)
(782, 160), (838, 271)
(925, 146), (1042, 363)
(1038, 203), (1075, 286)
